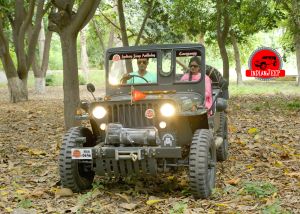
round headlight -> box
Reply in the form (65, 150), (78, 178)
(92, 106), (107, 119)
(160, 103), (175, 117)
(159, 121), (167, 129)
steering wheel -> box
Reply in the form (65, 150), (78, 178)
(120, 74), (149, 84)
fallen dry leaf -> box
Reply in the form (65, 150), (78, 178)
(115, 193), (131, 203)
(248, 127), (259, 134)
(119, 202), (137, 210)
(28, 149), (46, 156)
(55, 188), (73, 198)
(146, 198), (164, 206)
(0, 87), (299, 214)
(226, 178), (241, 185)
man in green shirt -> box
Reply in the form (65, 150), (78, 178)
(127, 58), (157, 84)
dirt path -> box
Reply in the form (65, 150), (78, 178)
(0, 87), (299, 213)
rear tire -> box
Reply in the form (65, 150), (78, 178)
(59, 127), (95, 192)
(189, 129), (216, 199)
(216, 112), (229, 161)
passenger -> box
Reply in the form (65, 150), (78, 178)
(180, 56), (213, 111)
(127, 58), (157, 83)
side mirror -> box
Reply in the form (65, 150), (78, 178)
(216, 98), (227, 112)
(87, 83), (95, 93)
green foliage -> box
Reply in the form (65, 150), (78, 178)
(287, 100), (300, 110)
(169, 0), (214, 38)
(242, 181), (277, 198)
(92, 180), (105, 190)
(169, 202), (187, 214)
(46, 74), (55, 86)
(48, 34), (63, 70)
(18, 199), (32, 209)
(141, 1), (184, 44)
(78, 74), (87, 85)
(262, 200), (291, 214)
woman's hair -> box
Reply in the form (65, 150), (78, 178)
(189, 56), (201, 66)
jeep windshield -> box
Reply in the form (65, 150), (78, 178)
(108, 51), (157, 86)
(105, 44), (206, 96)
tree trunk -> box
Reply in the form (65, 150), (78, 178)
(230, 31), (243, 85)
(295, 33), (300, 86)
(92, 20), (106, 51)
(108, 29), (115, 49)
(217, 38), (230, 81)
(33, 24), (52, 94)
(32, 56), (45, 93)
(38, 20), (46, 63)
(198, 32), (205, 46)
(80, 27), (89, 81)
(216, 0), (230, 82)
(117, 0), (133, 73)
(61, 33), (80, 129)
(135, 0), (154, 46)
(49, 0), (100, 129)
(0, 20), (27, 102)
(7, 78), (21, 103)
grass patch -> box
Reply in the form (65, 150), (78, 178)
(242, 181), (277, 198)
(169, 202), (187, 214)
(229, 80), (300, 96)
(18, 199), (32, 209)
(287, 100), (300, 110)
(0, 69), (105, 88)
(44, 70), (105, 87)
(262, 200), (291, 214)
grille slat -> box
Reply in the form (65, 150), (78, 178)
(107, 102), (157, 128)
(128, 104), (132, 127)
(122, 104), (126, 125)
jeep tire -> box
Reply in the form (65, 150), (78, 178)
(216, 112), (229, 161)
(189, 129), (216, 199)
(59, 127), (95, 192)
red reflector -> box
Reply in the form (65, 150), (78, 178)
(72, 150), (81, 158)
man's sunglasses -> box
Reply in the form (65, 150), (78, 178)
(137, 60), (148, 65)
(189, 64), (199, 68)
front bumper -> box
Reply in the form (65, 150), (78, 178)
(73, 145), (182, 176)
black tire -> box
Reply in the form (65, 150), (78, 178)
(189, 129), (216, 199)
(59, 127), (95, 192)
(216, 112), (229, 161)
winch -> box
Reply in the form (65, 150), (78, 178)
(105, 123), (159, 146)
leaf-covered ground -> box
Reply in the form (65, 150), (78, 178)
(0, 87), (299, 214)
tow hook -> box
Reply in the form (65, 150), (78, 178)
(130, 152), (138, 161)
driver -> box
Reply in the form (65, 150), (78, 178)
(126, 58), (157, 83)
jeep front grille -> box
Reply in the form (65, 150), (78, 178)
(107, 103), (158, 128)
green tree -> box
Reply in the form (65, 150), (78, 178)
(275, 0), (300, 86)
(49, 0), (100, 129)
(228, 0), (284, 84)
(0, 0), (48, 102)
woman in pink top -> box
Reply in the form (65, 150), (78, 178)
(180, 57), (213, 112)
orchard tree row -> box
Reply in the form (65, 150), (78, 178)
(0, 0), (299, 128)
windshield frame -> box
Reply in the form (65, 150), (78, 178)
(105, 44), (206, 97)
